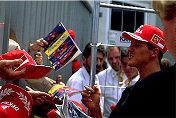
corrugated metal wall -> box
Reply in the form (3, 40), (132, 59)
(0, 2), (5, 56)
(0, 1), (93, 84)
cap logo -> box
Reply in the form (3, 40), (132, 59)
(135, 25), (144, 34)
(1, 101), (19, 111)
(1, 105), (10, 110)
(0, 88), (14, 98)
(16, 92), (31, 115)
(0, 87), (31, 115)
(135, 28), (142, 34)
(153, 37), (159, 42)
(151, 34), (165, 49)
(13, 55), (29, 71)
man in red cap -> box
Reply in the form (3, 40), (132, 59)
(81, 24), (170, 117)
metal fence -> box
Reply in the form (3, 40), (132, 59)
(0, 1), (93, 85)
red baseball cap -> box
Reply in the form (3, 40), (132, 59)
(0, 50), (52, 81)
(67, 29), (75, 41)
(72, 60), (80, 74)
(122, 24), (167, 53)
(0, 84), (33, 118)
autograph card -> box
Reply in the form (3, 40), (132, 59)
(13, 55), (29, 71)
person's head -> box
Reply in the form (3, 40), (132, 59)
(101, 60), (108, 71)
(121, 50), (138, 79)
(8, 29), (20, 52)
(34, 52), (43, 65)
(160, 58), (172, 70)
(8, 39), (21, 52)
(56, 75), (62, 84)
(107, 46), (121, 72)
(153, 1), (176, 62)
(82, 43), (105, 74)
(122, 24), (167, 68)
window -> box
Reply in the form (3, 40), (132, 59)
(111, 1), (145, 32)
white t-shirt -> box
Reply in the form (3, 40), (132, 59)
(66, 66), (104, 114)
(96, 67), (126, 118)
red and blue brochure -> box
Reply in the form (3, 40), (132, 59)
(49, 85), (91, 117)
(48, 85), (81, 102)
(44, 22), (81, 71)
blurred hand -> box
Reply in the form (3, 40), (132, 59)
(81, 85), (101, 111)
(28, 90), (53, 106)
(58, 82), (65, 86)
(81, 85), (103, 118)
(34, 52), (43, 65)
(45, 77), (56, 85)
(0, 59), (26, 81)
(29, 38), (48, 52)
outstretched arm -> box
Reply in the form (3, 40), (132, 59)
(28, 90), (54, 106)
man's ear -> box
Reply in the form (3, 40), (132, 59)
(151, 48), (159, 58)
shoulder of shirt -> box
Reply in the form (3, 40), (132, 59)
(68, 68), (83, 81)
(96, 67), (111, 76)
(134, 64), (175, 89)
(147, 64), (175, 81)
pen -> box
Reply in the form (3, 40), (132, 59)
(84, 85), (95, 93)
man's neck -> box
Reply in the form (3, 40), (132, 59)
(127, 72), (138, 81)
(138, 62), (160, 80)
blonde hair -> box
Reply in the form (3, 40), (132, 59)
(160, 58), (171, 70)
(8, 28), (21, 52)
(8, 39), (21, 52)
(153, 1), (176, 20)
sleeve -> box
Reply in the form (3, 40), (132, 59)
(66, 77), (86, 113)
(66, 77), (83, 91)
(95, 75), (104, 114)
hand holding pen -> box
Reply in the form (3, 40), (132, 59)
(84, 85), (95, 93)
(81, 85), (103, 117)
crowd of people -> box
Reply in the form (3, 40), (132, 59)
(81, 1), (175, 118)
(0, 0), (175, 118)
